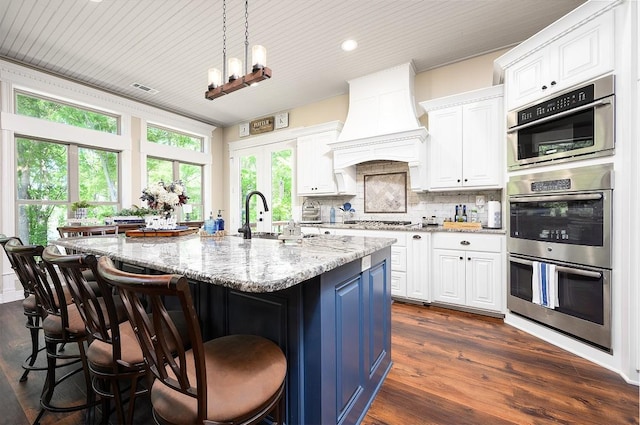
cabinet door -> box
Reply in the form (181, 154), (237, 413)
(407, 233), (429, 302)
(296, 134), (337, 196)
(461, 97), (502, 187)
(465, 251), (502, 312)
(552, 12), (614, 92)
(427, 106), (463, 189)
(505, 50), (548, 110)
(431, 249), (465, 304)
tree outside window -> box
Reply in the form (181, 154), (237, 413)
(147, 124), (202, 151)
(146, 158), (203, 221)
(16, 138), (119, 246)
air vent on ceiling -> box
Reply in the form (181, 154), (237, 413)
(130, 82), (159, 95)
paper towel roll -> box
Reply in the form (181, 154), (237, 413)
(487, 201), (501, 228)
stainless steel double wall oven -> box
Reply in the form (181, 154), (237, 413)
(507, 164), (613, 351)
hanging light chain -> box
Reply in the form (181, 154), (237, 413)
(244, 0), (249, 75)
(222, 0), (227, 82)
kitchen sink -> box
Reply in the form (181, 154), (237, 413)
(230, 232), (319, 240)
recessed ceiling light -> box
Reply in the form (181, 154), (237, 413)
(341, 39), (358, 52)
(89, 0), (103, 3)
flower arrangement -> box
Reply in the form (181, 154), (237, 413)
(140, 180), (188, 216)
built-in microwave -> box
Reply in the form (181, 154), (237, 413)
(507, 75), (614, 170)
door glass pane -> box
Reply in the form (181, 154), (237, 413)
(240, 154), (257, 225)
(271, 148), (292, 231)
(179, 163), (203, 220)
(79, 147), (119, 218)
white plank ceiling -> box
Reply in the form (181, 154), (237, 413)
(0, 0), (586, 127)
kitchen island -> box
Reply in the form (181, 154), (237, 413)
(54, 233), (395, 425)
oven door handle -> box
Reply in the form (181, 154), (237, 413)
(509, 256), (603, 278)
(507, 98), (612, 133)
(509, 193), (602, 203)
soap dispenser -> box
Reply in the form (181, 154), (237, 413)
(215, 210), (225, 231)
(204, 211), (217, 234)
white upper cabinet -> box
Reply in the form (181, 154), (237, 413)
(503, 10), (614, 110)
(296, 122), (356, 196)
(420, 85), (504, 191)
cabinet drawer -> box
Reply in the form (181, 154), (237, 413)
(391, 271), (407, 297)
(432, 233), (503, 253)
(391, 246), (407, 272)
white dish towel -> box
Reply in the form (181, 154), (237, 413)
(532, 261), (558, 309)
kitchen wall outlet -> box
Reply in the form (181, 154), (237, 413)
(475, 195), (486, 211)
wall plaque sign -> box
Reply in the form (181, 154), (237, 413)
(250, 116), (274, 135)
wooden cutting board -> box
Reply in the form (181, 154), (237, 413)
(125, 228), (199, 237)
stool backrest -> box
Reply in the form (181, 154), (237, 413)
(4, 239), (63, 321)
(0, 235), (30, 297)
(42, 245), (125, 362)
(96, 256), (207, 421)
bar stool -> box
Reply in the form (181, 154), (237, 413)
(0, 235), (47, 382)
(97, 256), (287, 425)
(5, 239), (97, 424)
(42, 245), (147, 425)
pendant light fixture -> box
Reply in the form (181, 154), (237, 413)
(205, 0), (271, 100)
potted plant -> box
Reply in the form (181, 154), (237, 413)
(71, 200), (91, 219)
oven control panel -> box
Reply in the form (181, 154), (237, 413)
(531, 178), (571, 192)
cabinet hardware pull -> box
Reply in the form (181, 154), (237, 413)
(413, 235), (421, 240)
(459, 256), (463, 260)
(460, 240), (470, 245)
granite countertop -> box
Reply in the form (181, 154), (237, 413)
(53, 234), (396, 293)
(302, 223), (506, 235)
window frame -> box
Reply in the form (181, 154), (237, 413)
(14, 135), (121, 245)
(146, 123), (204, 152)
(14, 90), (121, 135)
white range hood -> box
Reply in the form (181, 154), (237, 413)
(328, 62), (428, 191)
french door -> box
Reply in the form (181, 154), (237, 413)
(230, 140), (294, 234)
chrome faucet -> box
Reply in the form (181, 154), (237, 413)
(238, 190), (269, 239)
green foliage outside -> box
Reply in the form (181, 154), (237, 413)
(16, 92), (118, 133)
(147, 125), (202, 151)
(270, 150), (292, 224)
(146, 158), (203, 221)
(239, 149), (292, 231)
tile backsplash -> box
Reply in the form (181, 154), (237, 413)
(308, 160), (503, 226)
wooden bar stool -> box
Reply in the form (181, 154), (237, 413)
(42, 245), (148, 425)
(5, 239), (97, 425)
(0, 235), (47, 382)
(97, 256), (287, 425)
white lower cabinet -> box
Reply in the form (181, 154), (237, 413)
(406, 233), (430, 302)
(431, 232), (503, 313)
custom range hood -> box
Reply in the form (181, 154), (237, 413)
(328, 62), (428, 191)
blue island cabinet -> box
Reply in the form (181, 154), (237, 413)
(119, 245), (392, 425)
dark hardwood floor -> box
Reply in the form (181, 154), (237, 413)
(1, 299), (637, 424)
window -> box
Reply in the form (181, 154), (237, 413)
(16, 137), (120, 245)
(147, 124), (203, 152)
(15, 92), (119, 134)
(146, 158), (203, 221)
